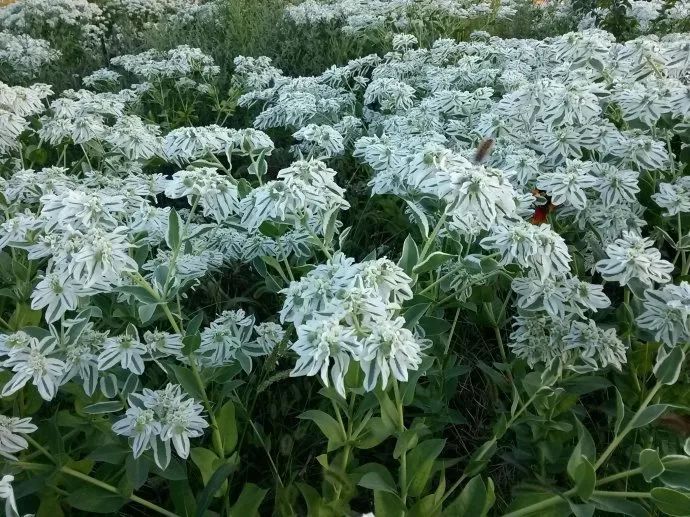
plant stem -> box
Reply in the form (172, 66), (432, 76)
(594, 381), (663, 471)
(501, 490), (574, 517)
(189, 357), (225, 459)
(419, 209), (448, 262)
(592, 490), (651, 499)
(596, 467), (642, 486)
(393, 381), (408, 507)
(25, 437), (179, 517)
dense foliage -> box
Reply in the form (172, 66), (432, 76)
(1, 0), (690, 516)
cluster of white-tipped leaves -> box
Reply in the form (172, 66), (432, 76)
(281, 252), (427, 396)
(0, 31), (59, 79)
(0, 41), (354, 439)
(0, 0), (107, 49)
(285, 0), (542, 34)
(237, 27), (689, 372)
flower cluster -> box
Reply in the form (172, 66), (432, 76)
(286, 0), (527, 34)
(281, 252), (427, 395)
(0, 31), (59, 78)
(112, 384), (208, 469)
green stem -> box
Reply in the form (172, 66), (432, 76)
(26, 437), (178, 517)
(132, 273), (224, 461)
(393, 381), (408, 507)
(189, 357), (225, 459)
(62, 466), (180, 517)
(419, 209), (448, 262)
(596, 467), (642, 486)
(594, 381), (662, 471)
(592, 490), (651, 499)
(501, 490), (574, 517)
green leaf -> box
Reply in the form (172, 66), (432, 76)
(398, 234), (419, 276)
(393, 429), (419, 459)
(419, 316), (451, 336)
(186, 313), (204, 335)
(170, 365), (204, 400)
(83, 401), (124, 414)
(296, 482), (327, 516)
(358, 470), (398, 495)
(216, 401), (238, 456)
(660, 455), (690, 490)
(405, 200), (429, 238)
(356, 417), (392, 449)
(298, 410), (346, 446)
(568, 501), (595, 517)
(444, 476), (492, 517)
(182, 333), (201, 355)
(117, 285), (158, 304)
(630, 404), (668, 429)
(406, 439), (446, 497)
(614, 388), (625, 435)
(413, 251), (454, 275)
(376, 390), (399, 434)
(408, 494), (439, 517)
(464, 439), (497, 477)
(196, 461), (237, 517)
(403, 303), (431, 329)
(190, 447), (219, 486)
(37, 493), (64, 517)
(125, 455), (150, 490)
(573, 457), (596, 500)
(639, 449), (664, 482)
(230, 483), (268, 516)
(590, 495), (649, 517)
(567, 419), (596, 480)
(375, 490), (405, 517)
(651, 487), (690, 516)
(137, 303), (158, 323)
(653, 346), (685, 385)
(167, 209), (182, 250)
(66, 486), (126, 514)
(88, 444), (129, 464)
(169, 479), (196, 517)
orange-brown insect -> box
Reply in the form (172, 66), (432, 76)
(473, 138), (495, 164)
(531, 188), (556, 225)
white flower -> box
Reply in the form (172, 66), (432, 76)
(112, 406), (161, 459)
(70, 227), (138, 286)
(143, 331), (183, 358)
(114, 384), (208, 469)
(536, 160), (597, 211)
(159, 397), (208, 459)
(564, 320), (627, 371)
(254, 322), (285, 354)
(31, 272), (91, 323)
(481, 221), (571, 280)
(293, 124), (345, 158)
(359, 317), (426, 391)
(509, 314), (570, 368)
(0, 475), (19, 517)
(596, 231), (673, 287)
(290, 317), (361, 397)
(98, 333), (147, 375)
(590, 163), (640, 207)
(2, 337), (66, 401)
(652, 177), (690, 216)
(637, 282), (690, 346)
(0, 415), (37, 461)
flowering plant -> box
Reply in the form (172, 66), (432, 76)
(1, 0), (690, 516)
